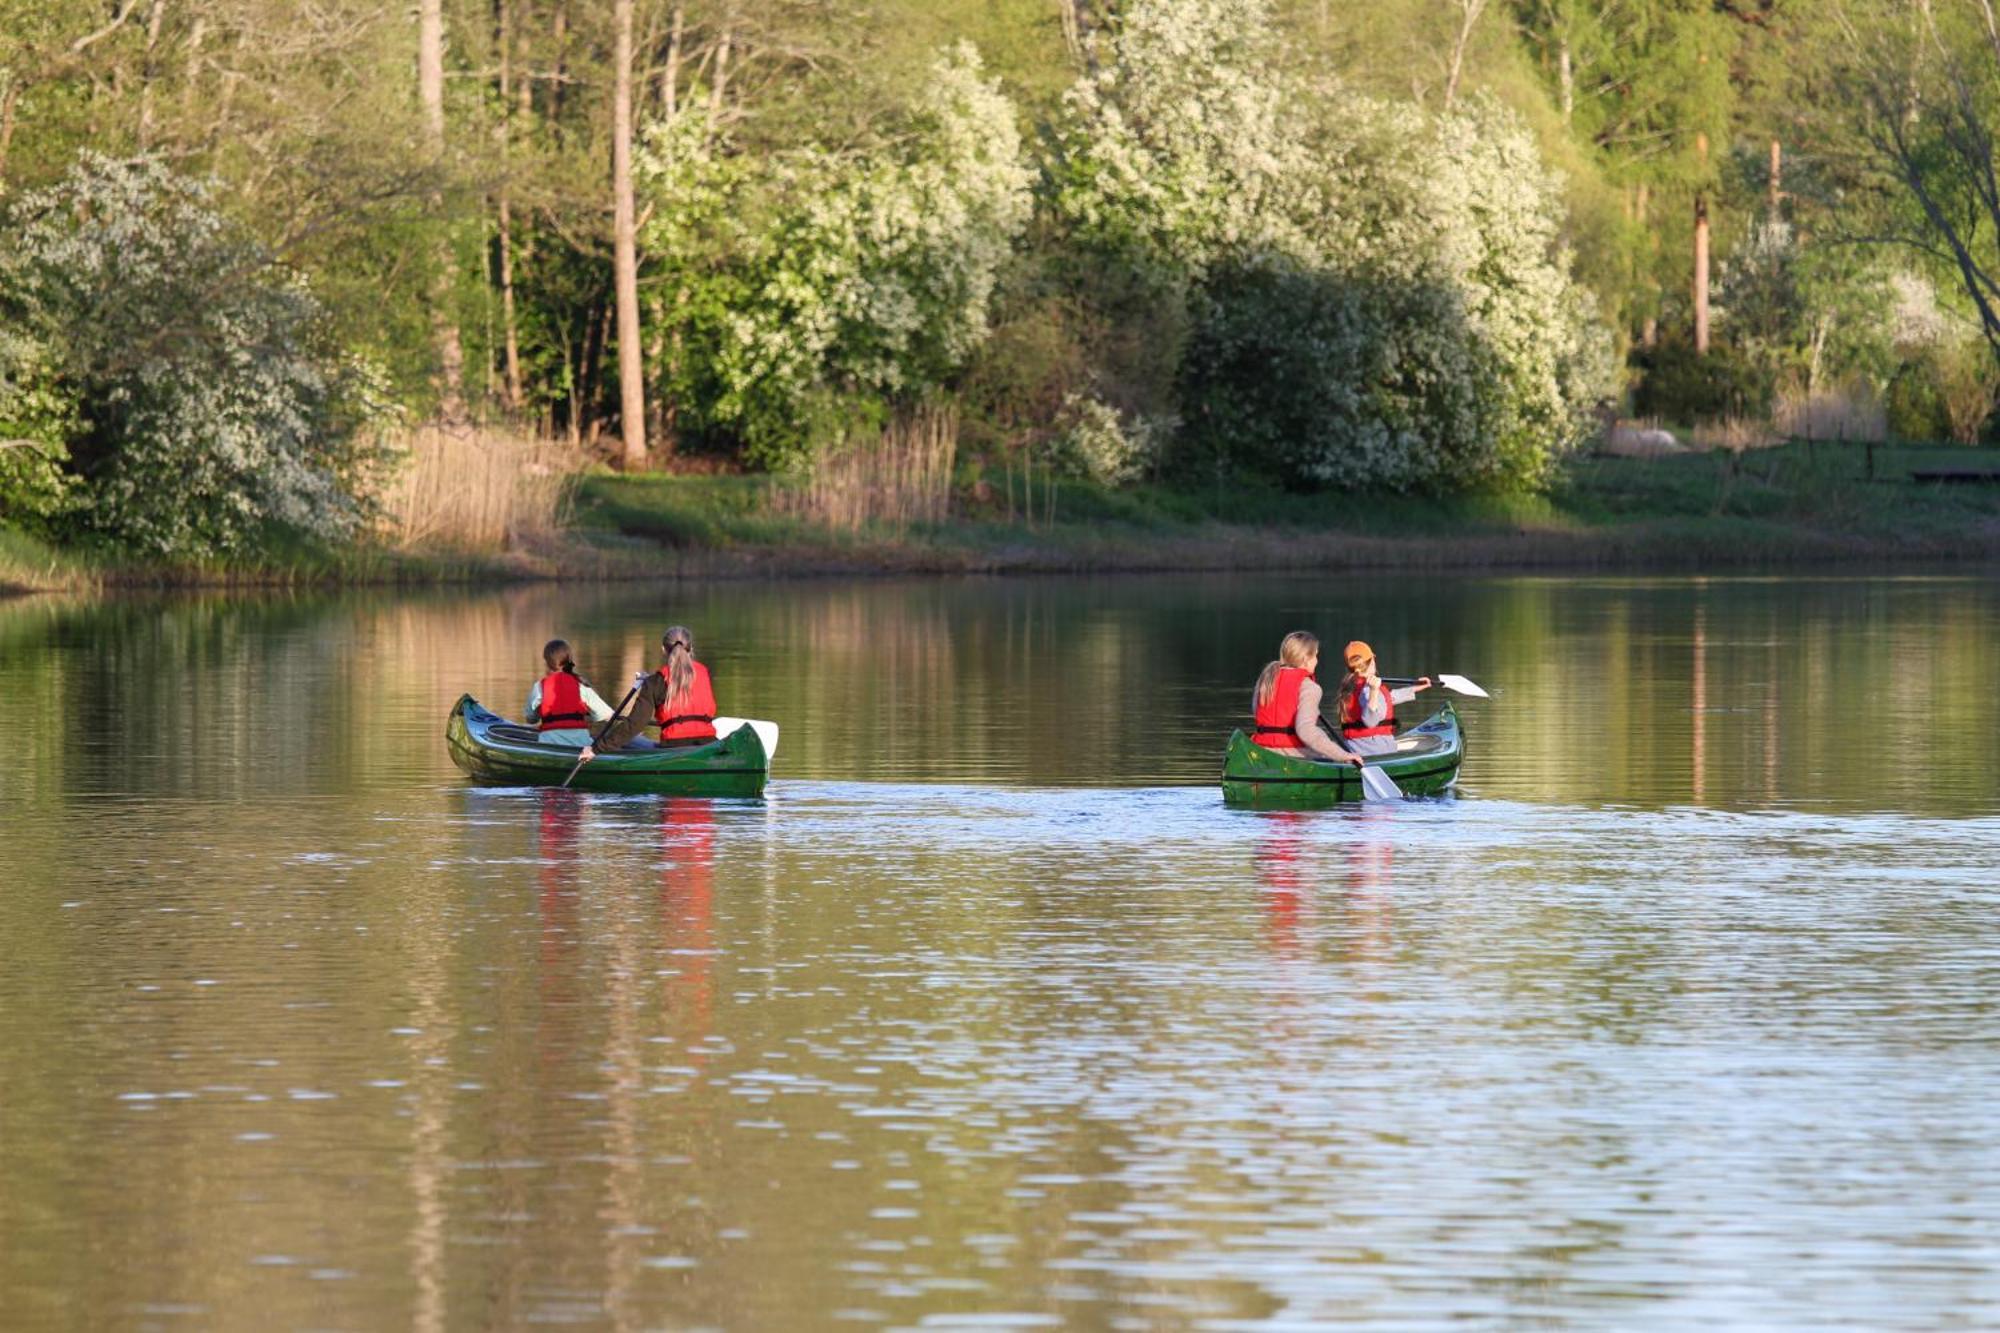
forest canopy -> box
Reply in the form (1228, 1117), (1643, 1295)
(4, 0), (1999, 554)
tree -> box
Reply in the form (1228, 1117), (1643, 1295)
(0, 155), (382, 555)
(612, 0), (647, 469)
(418, 0), (467, 422)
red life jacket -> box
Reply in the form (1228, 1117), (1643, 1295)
(1340, 679), (1395, 739)
(536, 670), (591, 732)
(653, 660), (718, 742)
(1251, 666), (1311, 749)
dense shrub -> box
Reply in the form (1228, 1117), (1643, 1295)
(0, 155), (382, 555)
(1631, 339), (1772, 423)
(1050, 0), (1611, 492)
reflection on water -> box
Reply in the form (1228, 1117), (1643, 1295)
(2, 574), (1999, 1328)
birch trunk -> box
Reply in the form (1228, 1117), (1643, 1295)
(1442, 0), (1488, 111)
(612, 0), (648, 470)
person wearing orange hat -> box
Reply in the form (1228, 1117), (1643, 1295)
(1335, 641), (1432, 756)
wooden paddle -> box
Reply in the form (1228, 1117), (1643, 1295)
(561, 680), (642, 790)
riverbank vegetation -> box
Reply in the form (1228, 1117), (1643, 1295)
(7, 0), (2000, 580)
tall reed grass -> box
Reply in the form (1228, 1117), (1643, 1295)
(1774, 383), (1886, 443)
(376, 426), (585, 551)
(1690, 417), (1782, 453)
(771, 405), (958, 534)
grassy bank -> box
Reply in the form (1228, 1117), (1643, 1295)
(565, 440), (2000, 573)
(8, 440), (1999, 596)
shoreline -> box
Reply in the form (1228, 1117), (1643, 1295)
(7, 515), (1999, 599)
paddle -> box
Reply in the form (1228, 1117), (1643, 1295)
(1383, 673), (1490, 698)
(561, 680), (642, 789)
(1324, 726), (1402, 801)
(713, 716), (780, 761)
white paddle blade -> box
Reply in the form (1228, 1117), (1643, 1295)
(1357, 762), (1402, 801)
(1437, 673), (1490, 698)
(713, 716), (779, 761)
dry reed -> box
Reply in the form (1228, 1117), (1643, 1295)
(1774, 383), (1886, 443)
(772, 405), (958, 534)
(1690, 417), (1782, 453)
(376, 426), (586, 551)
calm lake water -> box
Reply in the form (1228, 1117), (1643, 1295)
(3, 572), (1999, 1330)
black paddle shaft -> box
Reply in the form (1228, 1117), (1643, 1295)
(561, 681), (642, 789)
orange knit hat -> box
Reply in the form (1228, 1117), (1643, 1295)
(1343, 640), (1373, 668)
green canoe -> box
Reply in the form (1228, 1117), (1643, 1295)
(446, 694), (768, 796)
(1220, 700), (1463, 807)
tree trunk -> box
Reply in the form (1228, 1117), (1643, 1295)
(1558, 37), (1573, 125)
(710, 22), (731, 116)
(495, 0), (523, 411)
(1694, 132), (1710, 357)
(1442, 0), (1487, 111)
(180, 15), (205, 119)
(550, 0), (569, 125)
(136, 0), (169, 147)
(0, 81), (19, 185)
(1635, 182), (1656, 349)
(579, 301), (605, 442)
(612, 0), (648, 470)
(419, 0), (468, 421)
(1693, 193), (1711, 356)
(1768, 138), (1783, 221)
(661, 3), (683, 115)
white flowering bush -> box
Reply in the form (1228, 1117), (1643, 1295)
(1049, 0), (1317, 279)
(0, 155), (379, 554)
(640, 44), (1032, 470)
(1051, 0), (1612, 492)
(1051, 392), (1166, 483)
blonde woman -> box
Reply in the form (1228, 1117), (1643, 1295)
(1249, 631), (1362, 766)
(579, 625), (720, 762)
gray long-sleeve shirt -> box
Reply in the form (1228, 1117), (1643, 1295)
(1288, 676), (1350, 762)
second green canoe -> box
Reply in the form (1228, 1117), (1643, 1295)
(1220, 700), (1463, 806)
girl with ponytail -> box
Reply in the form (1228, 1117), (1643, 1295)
(526, 638), (615, 746)
(579, 625), (723, 760)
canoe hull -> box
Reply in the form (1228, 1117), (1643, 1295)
(446, 694), (768, 796)
(1220, 701), (1462, 807)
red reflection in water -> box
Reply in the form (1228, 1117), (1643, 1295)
(1254, 808), (1397, 963)
(661, 798), (717, 1052)
(1256, 811), (1312, 958)
(535, 788), (587, 1060)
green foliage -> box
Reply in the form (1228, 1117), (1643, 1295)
(0, 155), (384, 556)
(1631, 339), (1771, 422)
(639, 44), (1033, 471)
(1886, 356), (1950, 443)
(0, 331), (75, 532)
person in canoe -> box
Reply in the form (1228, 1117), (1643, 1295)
(1251, 631), (1363, 766)
(526, 639), (615, 746)
(1335, 640), (1433, 756)
(577, 625), (719, 764)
